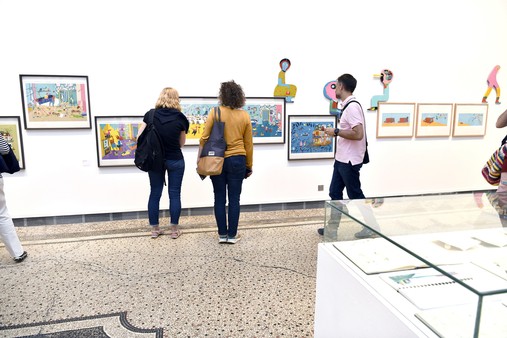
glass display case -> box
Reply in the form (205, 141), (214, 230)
(319, 192), (507, 338)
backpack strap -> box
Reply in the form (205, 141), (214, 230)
(148, 109), (156, 124)
(215, 107), (221, 122)
(342, 100), (369, 158)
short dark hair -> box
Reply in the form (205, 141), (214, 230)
(219, 80), (245, 109)
(337, 74), (357, 93)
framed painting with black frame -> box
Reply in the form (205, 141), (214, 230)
(287, 115), (337, 160)
(0, 116), (25, 169)
(19, 74), (92, 129)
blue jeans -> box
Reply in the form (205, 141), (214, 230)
(329, 160), (365, 200)
(148, 159), (185, 226)
(210, 156), (246, 237)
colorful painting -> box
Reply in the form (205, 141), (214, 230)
(288, 115), (337, 160)
(376, 102), (415, 138)
(323, 80), (341, 116)
(452, 104), (488, 137)
(0, 116), (25, 169)
(181, 97), (285, 145)
(368, 69), (394, 111)
(415, 104), (453, 137)
(20, 75), (91, 129)
(482, 65), (501, 105)
(94, 116), (143, 167)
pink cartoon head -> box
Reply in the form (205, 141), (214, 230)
(323, 80), (338, 101)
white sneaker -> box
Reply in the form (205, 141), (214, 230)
(227, 234), (242, 244)
(218, 236), (228, 244)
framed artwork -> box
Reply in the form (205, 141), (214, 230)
(415, 103), (453, 137)
(288, 115), (337, 160)
(0, 116), (25, 169)
(94, 116), (143, 167)
(376, 102), (416, 138)
(19, 74), (92, 129)
(181, 96), (285, 145)
(452, 103), (488, 137)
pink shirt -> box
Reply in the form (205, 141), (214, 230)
(335, 95), (367, 165)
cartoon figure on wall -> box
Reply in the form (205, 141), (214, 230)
(274, 58), (297, 103)
(368, 69), (394, 111)
(482, 65), (501, 104)
(323, 80), (341, 116)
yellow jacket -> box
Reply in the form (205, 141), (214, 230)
(200, 106), (253, 169)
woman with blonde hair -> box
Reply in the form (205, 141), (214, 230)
(139, 87), (189, 239)
(199, 81), (253, 244)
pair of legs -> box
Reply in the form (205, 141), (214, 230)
(368, 86), (390, 111)
(148, 159), (185, 237)
(0, 178), (26, 261)
(210, 155), (246, 239)
(323, 160), (365, 240)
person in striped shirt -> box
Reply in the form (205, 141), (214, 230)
(0, 137), (27, 262)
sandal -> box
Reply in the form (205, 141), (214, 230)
(151, 229), (164, 239)
(170, 229), (181, 239)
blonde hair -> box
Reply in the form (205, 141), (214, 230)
(155, 87), (181, 111)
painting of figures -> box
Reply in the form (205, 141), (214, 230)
(415, 104), (453, 137)
(94, 116), (143, 167)
(0, 116), (25, 169)
(20, 75), (91, 129)
(452, 104), (488, 137)
(288, 115), (337, 160)
(181, 97), (285, 145)
(377, 102), (416, 138)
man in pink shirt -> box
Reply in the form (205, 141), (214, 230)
(318, 74), (373, 238)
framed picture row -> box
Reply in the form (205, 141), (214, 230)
(377, 102), (488, 138)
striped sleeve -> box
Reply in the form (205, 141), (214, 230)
(0, 137), (10, 155)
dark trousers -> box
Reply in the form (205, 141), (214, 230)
(329, 160), (365, 200)
(210, 156), (246, 237)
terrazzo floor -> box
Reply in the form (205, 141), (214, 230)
(0, 208), (325, 337)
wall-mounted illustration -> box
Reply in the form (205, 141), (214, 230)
(368, 69), (394, 111)
(288, 115), (337, 160)
(482, 65), (501, 105)
(376, 102), (415, 138)
(95, 116), (143, 167)
(452, 104), (488, 137)
(415, 103), (453, 138)
(181, 97), (285, 145)
(19, 75), (91, 129)
(323, 80), (340, 116)
(274, 58), (297, 103)
(0, 116), (25, 169)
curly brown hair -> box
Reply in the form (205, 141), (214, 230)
(218, 80), (245, 109)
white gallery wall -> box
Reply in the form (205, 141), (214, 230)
(1, 0), (506, 218)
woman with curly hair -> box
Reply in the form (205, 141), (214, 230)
(199, 81), (253, 244)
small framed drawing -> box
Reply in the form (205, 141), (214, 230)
(181, 96), (286, 145)
(288, 115), (337, 160)
(94, 116), (143, 167)
(415, 103), (453, 138)
(0, 116), (25, 169)
(376, 102), (416, 138)
(452, 103), (488, 137)
(19, 74), (92, 129)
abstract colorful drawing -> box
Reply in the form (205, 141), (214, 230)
(288, 115), (337, 160)
(482, 65), (501, 105)
(20, 75), (91, 129)
(181, 97), (285, 145)
(94, 116), (143, 167)
(376, 102), (415, 138)
(368, 69), (394, 111)
(0, 116), (25, 168)
(452, 104), (488, 137)
(323, 80), (340, 116)
(274, 58), (297, 103)
(415, 104), (453, 137)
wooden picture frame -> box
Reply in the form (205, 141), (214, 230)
(415, 103), (453, 138)
(452, 103), (488, 137)
(376, 102), (416, 138)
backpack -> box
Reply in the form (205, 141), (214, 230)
(482, 144), (507, 186)
(0, 145), (20, 174)
(134, 109), (165, 172)
(341, 100), (369, 164)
